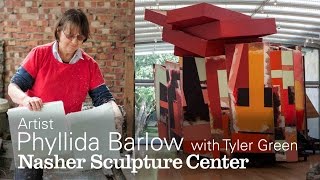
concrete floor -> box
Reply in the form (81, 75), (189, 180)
(124, 146), (320, 180)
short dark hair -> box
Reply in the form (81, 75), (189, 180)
(54, 9), (90, 42)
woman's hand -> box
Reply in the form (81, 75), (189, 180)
(8, 83), (43, 111)
(22, 96), (43, 111)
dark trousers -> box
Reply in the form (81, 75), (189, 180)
(14, 168), (43, 180)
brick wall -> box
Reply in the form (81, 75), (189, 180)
(0, 0), (135, 136)
(0, 0), (134, 107)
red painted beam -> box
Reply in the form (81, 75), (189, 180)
(163, 28), (225, 57)
(174, 46), (202, 57)
(182, 18), (277, 40)
(167, 3), (250, 29)
(164, 28), (262, 57)
(144, 9), (172, 28)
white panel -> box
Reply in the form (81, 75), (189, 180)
(271, 70), (283, 78)
(195, 57), (207, 81)
(217, 70), (228, 98)
(282, 70), (294, 89)
(154, 65), (167, 121)
(281, 51), (293, 65)
(304, 48), (319, 81)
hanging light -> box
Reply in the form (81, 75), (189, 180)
(274, 0), (277, 5)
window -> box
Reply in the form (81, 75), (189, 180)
(135, 53), (178, 139)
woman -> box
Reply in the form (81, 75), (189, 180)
(8, 9), (122, 179)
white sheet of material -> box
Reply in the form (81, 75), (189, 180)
(66, 102), (120, 169)
(7, 101), (120, 170)
(8, 101), (68, 167)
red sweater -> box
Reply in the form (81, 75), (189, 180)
(21, 43), (104, 114)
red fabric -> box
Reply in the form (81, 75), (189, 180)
(21, 43), (104, 114)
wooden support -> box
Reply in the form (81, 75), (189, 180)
(124, 55), (135, 139)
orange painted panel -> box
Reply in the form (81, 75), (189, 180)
(249, 43), (264, 107)
(234, 43), (274, 133)
(235, 106), (274, 132)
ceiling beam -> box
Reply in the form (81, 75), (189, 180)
(135, 0), (320, 52)
(251, 0), (271, 17)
